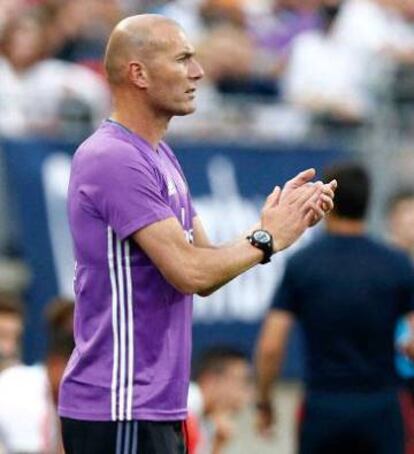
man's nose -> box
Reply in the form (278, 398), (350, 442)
(189, 58), (204, 80)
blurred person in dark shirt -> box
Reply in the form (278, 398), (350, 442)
(0, 293), (23, 373)
(255, 163), (414, 454)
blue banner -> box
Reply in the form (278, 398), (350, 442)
(1, 138), (349, 375)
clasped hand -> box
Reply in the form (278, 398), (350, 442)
(261, 168), (337, 252)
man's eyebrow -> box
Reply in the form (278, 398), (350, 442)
(176, 49), (196, 58)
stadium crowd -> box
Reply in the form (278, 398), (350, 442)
(0, 0), (414, 140)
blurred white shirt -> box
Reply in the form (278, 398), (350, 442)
(0, 58), (110, 139)
(333, 0), (414, 55)
(283, 30), (372, 116)
(0, 364), (59, 454)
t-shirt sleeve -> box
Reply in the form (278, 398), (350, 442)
(397, 254), (414, 315)
(82, 146), (175, 241)
(270, 259), (300, 315)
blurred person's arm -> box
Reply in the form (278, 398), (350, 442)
(254, 309), (294, 436)
(211, 411), (236, 454)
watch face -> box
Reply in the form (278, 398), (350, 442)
(253, 230), (271, 244)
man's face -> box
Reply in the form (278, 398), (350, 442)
(144, 26), (205, 118)
(0, 313), (23, 371)
(4, 17), (45, 70)
(389, 198), (414, 254)
(215, 360), (253, 413)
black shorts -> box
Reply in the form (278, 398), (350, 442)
(61, 418), (188, 454)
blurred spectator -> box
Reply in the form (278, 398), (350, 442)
(187, 346), (252, 454)
(160, 0), (245, 41)
(387, 188), (414, 454)
(0, 297), (74, 454)
(199, 0), (246, 29)
(0, 7), (110, 140)
(282, 1), (372, 124)
(249, 0), (322, 76)
(0, 293), (23, 373)
(255, 163), (414, 453)
(50, 0), (122, 67)
(334, 0), (414, 66)
(387, 188), (414, 260)
(162, 0), (280, 101)
(0, 0), (27, 36)
(197, 24), (255, 86)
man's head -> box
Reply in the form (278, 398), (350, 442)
(104, 14), (204, 118)
(45, 296), (74, 334)
(0, 10), (48, 71)
(387, 188), (414, 255)
(0, 293), (24, 372)
(194, 346), (252, 414)
(324, 162), (371, 222)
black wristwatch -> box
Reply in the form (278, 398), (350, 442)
(247, 229), (273, 264)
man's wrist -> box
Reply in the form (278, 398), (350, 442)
(247, 229), (274, 264)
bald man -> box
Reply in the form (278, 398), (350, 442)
(58, 14), (336, 454)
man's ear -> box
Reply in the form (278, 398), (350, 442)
(129, 61), (149, 88)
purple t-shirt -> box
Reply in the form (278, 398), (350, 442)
(58, 120), (196, 422)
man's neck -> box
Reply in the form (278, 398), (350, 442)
(325, 216), (366, 236)
(111, 94), (170, 149)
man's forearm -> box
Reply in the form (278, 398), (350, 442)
(178, 238), (266, 296)
(255, 311), (293, 403)
(256, 350), (283, 403)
